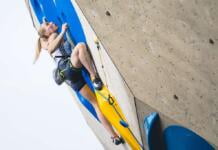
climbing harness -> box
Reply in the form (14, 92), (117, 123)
(52, 41), (73, 85)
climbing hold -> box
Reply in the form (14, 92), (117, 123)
(94, 36), (99, 44)
(120, 120), (129, 128)
(174, 95), (179, 100)
(106, 11), (111, 16)
(209, 38), (214, 45)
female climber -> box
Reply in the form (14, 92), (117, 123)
(34, 20), (124, 145)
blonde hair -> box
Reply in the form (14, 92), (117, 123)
(33, 26), (46, 64)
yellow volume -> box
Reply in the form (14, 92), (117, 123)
(95, 85), (141, 150)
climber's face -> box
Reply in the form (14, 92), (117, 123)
(40, 21), (58, 37)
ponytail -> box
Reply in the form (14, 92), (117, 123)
(33, 37), (42, 64)
(33, 26), (46, 64)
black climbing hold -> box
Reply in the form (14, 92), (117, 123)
(209, 38), (214, 45)
(106, 11), (111, 16)
(174, 95), (179, 100)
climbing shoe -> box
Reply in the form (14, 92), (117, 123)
(111, 136), (125, 145)
(92, 76), (103, 90)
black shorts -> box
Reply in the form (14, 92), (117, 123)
(59, 58), (86, 92)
